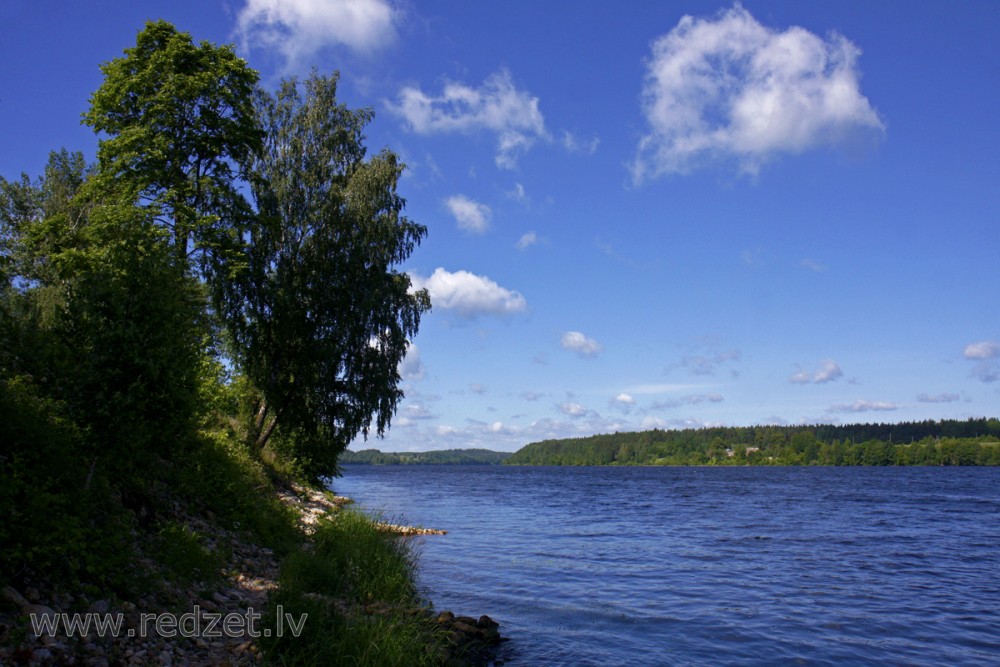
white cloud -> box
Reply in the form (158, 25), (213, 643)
(389, 69), (549, 169)
(516, 231), (539, 250)
(790, 359), (843, 384)
(649, 393), (725, 410)
(826, 400), (897, 414)
(409, 268), (527, 318)
(445, 195), (491, 234)
(633, 4), (884, 180)
(561, 331), (603, 358)
(964, 341), (999, 359)
(615, 393), (636, 405)
(558, 401), (590, 418)
(397, 341), (425, 381)
(507, 182), (528, 202)
(963, 341), (999, 383)
(236, 0), (396, 67)
(403, 403), (435, 420)
(666, 347), (742, 376)
(469, 383), (487, 395)
(917, 392), (960, 404)
(561, 131), (600, 155)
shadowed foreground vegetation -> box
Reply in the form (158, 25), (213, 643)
(0, 19), (487, 666)
(505, 418), (1000, 466)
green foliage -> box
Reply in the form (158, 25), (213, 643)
(2, 22), (438, 663)
(505, 418), (1000, 467)
(175, 430), (302, 555)
(262, 509), (446, 667)
(262, 591), (445, 667)
(83, 20), (260, 269)
(221, 72), (430, 478)
(154, 522), (226, 585)
(0, 376), (135, 590)
(280, 509), (417, 604)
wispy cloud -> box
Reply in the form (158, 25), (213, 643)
(236, 0), (397, 68)
(409, 268), (527, 318)
(507, 182), (528, 203)
(916, 392), (960, 404)
(561, 131), (599, 155)
(648, 393), (724, 410)
(389, 68), (549, 169)
(444, 195), (491, 234)
(790, 359), (843, 384)
(516, 231), (539, 250)
(826, 400), (897, 414)
(397, 341), (425, 381)
(799, 258), (827, 272)
(666, 347), (742, 377)
(633, 4), (884, 181)
(561, 331), (603, 359)
(964, 340), (999, 383)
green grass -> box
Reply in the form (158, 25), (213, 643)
(262, 508), (449, 666)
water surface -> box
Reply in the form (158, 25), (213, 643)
(332, 466), (1000, 666)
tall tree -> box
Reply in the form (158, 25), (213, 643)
(224, 72), (430, 479)
(82, 20), (261, 273)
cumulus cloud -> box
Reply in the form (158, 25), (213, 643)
(516, 231), (539, 250)
(964, 341), (999, 359)
(409, 268), (527, 318)
(236, 0), (397, 67)
(614, 393), (636, 405)
(558, 401), (594, 418)
(389, 68), (549, 169)
(633, 4), (884, 180)
(397, 341), (425, 381)
(790, 359), (843, 384)
(445, 195), (491, 234)
(826, 400), (897, 414)
(917, 392), (960, 404)
(561, 331), (603, 359)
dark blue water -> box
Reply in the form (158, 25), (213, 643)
(331, 466), (1000, 666)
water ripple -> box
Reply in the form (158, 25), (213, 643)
(334, 466), (1000, 666)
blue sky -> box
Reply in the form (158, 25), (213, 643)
(2, 1), (998, 451)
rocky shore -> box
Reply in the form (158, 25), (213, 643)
(0, 484), (502, 666)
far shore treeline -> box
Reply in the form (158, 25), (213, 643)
(342, 448), (513, 465)
(504, 418), (1000, 466)
(342, 419), (1000, 467)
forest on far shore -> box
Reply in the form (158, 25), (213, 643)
(341, 448), (513, 465)
(503, 418), (1000, 466)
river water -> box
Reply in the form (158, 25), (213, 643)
(331, 465), (1000, 666)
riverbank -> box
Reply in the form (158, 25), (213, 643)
(1, 475), (501, 666)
